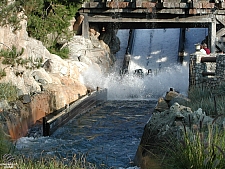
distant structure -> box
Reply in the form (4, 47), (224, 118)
(79, 0), (225, 56)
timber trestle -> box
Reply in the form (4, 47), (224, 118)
(79, 0), (225, 53)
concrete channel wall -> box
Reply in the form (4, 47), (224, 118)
(43, 88), (107, 136)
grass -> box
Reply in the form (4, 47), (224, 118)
(162, 122), (225, 169)
(183, 86), (225, 117)
(0, 83), (18, 102)
(0, 126), (15, 160)
(159, 86), (225, 169)
(14, 154), (97, 169)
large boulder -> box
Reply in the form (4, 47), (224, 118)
(134, 102), (214, 168)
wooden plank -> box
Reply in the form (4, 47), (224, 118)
(142, 2), (156, 8)
(180, 3), (189, 8)
(157, 8), (185, 14)
(106, 2), (130, 8)
(192, 2), (202, 8)
(82, 2), (90, 8)
(202, 2), (214, 8)
(136, 0), (142, 7)
(202, 72), (216, 76)
(90, 2), (102, 8)
(216, 28), (225, 37)
(201, 57), (216, 62)
(216, 15), (225, 26)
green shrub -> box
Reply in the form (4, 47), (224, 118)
(18, 0), (82, 59)
(163, 122), (225, 169)
(0, 126), (15, 161)
(0, 83), (18, 102)
(0, 69), (6, 79)
(183, 87), (225, 116)
(0, 0), (23, 32)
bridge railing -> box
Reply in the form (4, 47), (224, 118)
(81, 0), (224, 15)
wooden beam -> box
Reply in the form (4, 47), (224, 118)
(202, 72), (215, 76)
(209, 15), (216, 53)
(201, 57), (216, 63)
(86, 15), (212, 23)
(82, 13), (89, 39)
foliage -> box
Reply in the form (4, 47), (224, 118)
(13, 154), (96, 169)
(0, 0), (83, 59)
(0, 45), (24, 66)
(0, 83), (18, 102)
(48, 45), (70, 59)
(0, 0), (23, 32)
(0, 126), (15, 161)
(17, 0), (83, 58)
(183, 86), (225, 117)
(163, 121), (225, 169)
(0, 69), (6, 79)
(0, 45), (43, 69)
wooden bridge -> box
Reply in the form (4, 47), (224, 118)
(78, 0), (225, 53)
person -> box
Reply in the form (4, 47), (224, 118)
(200, 44), (207, 54)
(203, 43), (210, 55)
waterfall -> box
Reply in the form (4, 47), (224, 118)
(82, 28), (208, 100)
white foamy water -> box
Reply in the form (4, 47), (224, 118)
(82, 28), (207, 100)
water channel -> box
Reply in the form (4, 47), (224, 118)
(15, 29), (206, 168)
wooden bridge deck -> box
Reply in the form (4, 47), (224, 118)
(78, 0), (225, 53)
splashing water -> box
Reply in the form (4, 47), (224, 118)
(82, 64), (189, 100)
(82, 28), (207, 100)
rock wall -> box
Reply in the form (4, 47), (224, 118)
(189, 52), (225, 89)
(0, 13), (116, 139)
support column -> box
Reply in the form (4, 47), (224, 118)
(82, 13), (89, 39)
(178, 28), (186, 64)
(209, 14), (216, 54)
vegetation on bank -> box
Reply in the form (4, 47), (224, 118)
(0, 0), (83, 59)
(0, 124), (96, 168)
(184, 85), (225, 117)
(159, 85), (225, 169)
(165, 124), (225, 169)
(0, 83), (18, 102)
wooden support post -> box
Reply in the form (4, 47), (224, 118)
(82, 13), (89, 39)
(178, 28), (186, 64)
(209, 14), (216, 54)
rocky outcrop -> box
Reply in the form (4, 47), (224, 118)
(0, 13), (115, 139)
(154, 90), (190, 112)
(134, 102), (214, 168)
(134, 88), (225, 168)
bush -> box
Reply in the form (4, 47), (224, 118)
(0, 126), (15, 161)
(163, 122), (225, 169)
(0, 83), (18, 102)
(183, 87), (225, 117)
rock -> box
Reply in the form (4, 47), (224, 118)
(0, 100), (11, 110)
(136, 102), (214, 161)
(20, 94), (31, 104)
(169, 94), (191, 107)
(154, 97), (169, 112)
(165, 90), (179, 102)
